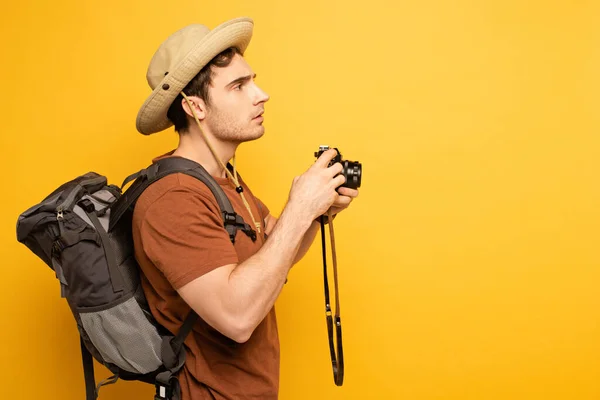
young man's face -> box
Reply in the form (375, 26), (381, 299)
(203, 53), (270, 143)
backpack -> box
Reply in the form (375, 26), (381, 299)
(16, 156), (259, 400)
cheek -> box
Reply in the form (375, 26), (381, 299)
(218, 96), (245, 115)
(207, 100), (232, 120)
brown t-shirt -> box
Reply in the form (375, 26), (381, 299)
(132, 154), (279, 400)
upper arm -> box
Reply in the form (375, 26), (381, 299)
(177, 263), (249, 342)
(179, 214), (278, 342)
(138, 185), (245, 339)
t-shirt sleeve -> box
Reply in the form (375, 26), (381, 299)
(139, 186), (239, 290)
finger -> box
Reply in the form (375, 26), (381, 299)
(336, 187), (358, 198)
(325, 162), (344, 177)
(332, 174), (346, 188)
(333, 195), (352, 207)
(313, 148), (339, 168)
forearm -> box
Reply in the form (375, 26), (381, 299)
(226, 202), (312, 338)
(293, 219), (320, 264)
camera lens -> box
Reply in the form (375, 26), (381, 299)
(342, 161), (362, 189)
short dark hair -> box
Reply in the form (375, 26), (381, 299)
(167, 47), (241, 133)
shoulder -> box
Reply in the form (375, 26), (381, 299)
(133, 173), (223, 222)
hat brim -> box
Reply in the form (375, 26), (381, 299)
(136, 18), (254, 135)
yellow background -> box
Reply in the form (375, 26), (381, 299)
(2, 0), (599, 399)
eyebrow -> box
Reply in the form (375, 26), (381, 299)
(226, 73), (256, 89)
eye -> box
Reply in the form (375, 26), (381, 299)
(233, 84), (242, 91)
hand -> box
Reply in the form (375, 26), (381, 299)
(288, 149), (346, 221)
(327, 186), (359, 218)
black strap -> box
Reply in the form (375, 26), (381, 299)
(120, 169), (146, 190)
(110, 157), (237, 232)
(79, 199), (125, 293)
(154, 311), (199, 400)
(171, 311), (199, 356)
(110, 157), (257, 245)
(80, 338), (97, 400)
(319, 215), (344, 386)
(160, 311), (199, 371)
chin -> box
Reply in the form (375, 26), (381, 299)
(243, 128), (265, 142)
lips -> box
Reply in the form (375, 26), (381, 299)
(252, 110), (264, 120)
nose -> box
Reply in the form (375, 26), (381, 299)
(253, 83), (270, 105)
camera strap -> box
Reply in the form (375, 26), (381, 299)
(319, 211), (344, 386)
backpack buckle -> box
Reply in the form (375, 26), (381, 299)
(154, 371), (178, 400)
(154, 382), (173, 400)
(222, 212), (257, 243)
(78, 198), (95, 213)
(223, 211), (237, 224)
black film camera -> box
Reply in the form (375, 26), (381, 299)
(314, 145), (362, 189)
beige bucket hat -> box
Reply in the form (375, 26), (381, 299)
(136, 17), (254, 135)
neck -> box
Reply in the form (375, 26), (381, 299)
(173, 126), (239, 179)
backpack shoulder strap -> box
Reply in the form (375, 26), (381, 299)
(109, 157), (255, 243)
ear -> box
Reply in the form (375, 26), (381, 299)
(181, 96), (207, 121)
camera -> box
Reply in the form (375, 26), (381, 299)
(314, 145), (362, 189)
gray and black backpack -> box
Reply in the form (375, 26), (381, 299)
(16, 157), (259, 400)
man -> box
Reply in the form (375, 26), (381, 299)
(132, 17), (358, 399)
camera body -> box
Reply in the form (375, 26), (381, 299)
(314, 145), (362, 189)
